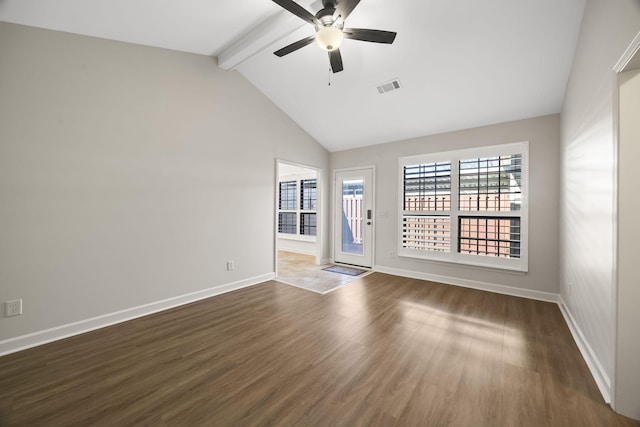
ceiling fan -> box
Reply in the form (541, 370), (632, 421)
(272, 0), (397, 73)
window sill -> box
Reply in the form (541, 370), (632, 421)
(397, 253), (528, 275)
(277, 234), (317, 243)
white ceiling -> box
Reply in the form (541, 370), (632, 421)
(0, 0), (586, 152)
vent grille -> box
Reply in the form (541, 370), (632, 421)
(377, 78), (401, 94)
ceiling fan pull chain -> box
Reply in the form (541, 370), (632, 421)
(328, 67), (332, 86)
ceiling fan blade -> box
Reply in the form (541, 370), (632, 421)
(272, 0), (321, 26)
(343, 28), (397, 44)
(274, 35), (316, 57)
(336, 0), (361, 20)
(329, 49), (344, 73)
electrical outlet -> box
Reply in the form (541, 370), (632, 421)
(5, 299), (22, 317)
(226, 261), (235, 271)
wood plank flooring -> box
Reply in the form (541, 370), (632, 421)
(0, 273), (637, 426)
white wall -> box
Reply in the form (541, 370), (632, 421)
(0, 22), (329, 342)
(559, 0), (640, 408)
(277, 239), (316, 256)
(616, 67), (640, 420)
(330, 114), (560, 297)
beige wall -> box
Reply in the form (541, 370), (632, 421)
(559, 0), (640, 410)
(331, 114), (560, 295)
(0, 22), (329, 342)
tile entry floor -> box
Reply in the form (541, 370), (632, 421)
(276, 250), (369, 294)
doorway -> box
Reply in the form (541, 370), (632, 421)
(276, 160), (321, 264)
(334, 167), (374, 268)
(612, 34), (640, 419)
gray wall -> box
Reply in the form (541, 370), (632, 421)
(331, 114), (560, 295)
(0, 22), (329, 341)
(559, 0), (640, 413)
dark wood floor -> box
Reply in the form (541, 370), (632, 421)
(0, 273), (637, 426)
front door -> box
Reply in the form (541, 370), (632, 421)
(334, 168), (373, 268)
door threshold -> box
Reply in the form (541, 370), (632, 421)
(332, 261), (372, 270)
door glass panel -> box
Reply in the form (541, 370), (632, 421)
(341, 179), (364, 255)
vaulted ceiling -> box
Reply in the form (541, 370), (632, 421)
(0, 0), (586, 151)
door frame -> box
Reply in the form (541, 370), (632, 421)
(274, 160), (324, 278)
(611, 30), (640, 414)
(332, 166), (376, 268)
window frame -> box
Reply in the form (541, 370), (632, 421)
(398, 141), (529, 272)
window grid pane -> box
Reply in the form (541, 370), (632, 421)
(458, 216), (521, 258)
(300, 213), (317, 236)
(300, 179), (317, 211)
(404, 162), (451, 212)
(279, 181), (297, 210)
(278, 212), (297, 234)
(402, 215), (450, 252)
(459, 155), (522, 212)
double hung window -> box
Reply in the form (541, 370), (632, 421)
(399, 142), (528, 271)
(278, 178), (317, 238)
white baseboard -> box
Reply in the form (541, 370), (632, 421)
(558, 296), (611, 404)
(321, 257), (332, 265)
(374, 265), (559, 303)
(279, 248), (316, 256)
(0, 273), (275, 357)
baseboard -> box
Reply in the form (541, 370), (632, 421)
(321, 257), (332, 265)
(374, 265), (559, 303)
(279, 248), (316, 256)
(558, 296), (611, 404)
(0, 273), (275, 357)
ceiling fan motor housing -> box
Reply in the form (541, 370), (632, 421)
(321, 0), (337, 9)
(316, 8), (340, 28)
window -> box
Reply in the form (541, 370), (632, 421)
(279, 181), (297, 211)
(278, 181), (297, 234)
(300, 179), (317, 210)
(402, 161), (452, 253)
(300, 213), (317, 236)
(300, 179), (317, 236)
(399, 142), (528, 271)
(278, 177), (317, 239)
(278, 212), (297, 234)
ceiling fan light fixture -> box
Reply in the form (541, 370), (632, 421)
(315, 26), (344, 51)
(272, 0), (397, 73)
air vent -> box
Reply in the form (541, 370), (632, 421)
(377, 78), (401, 94)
